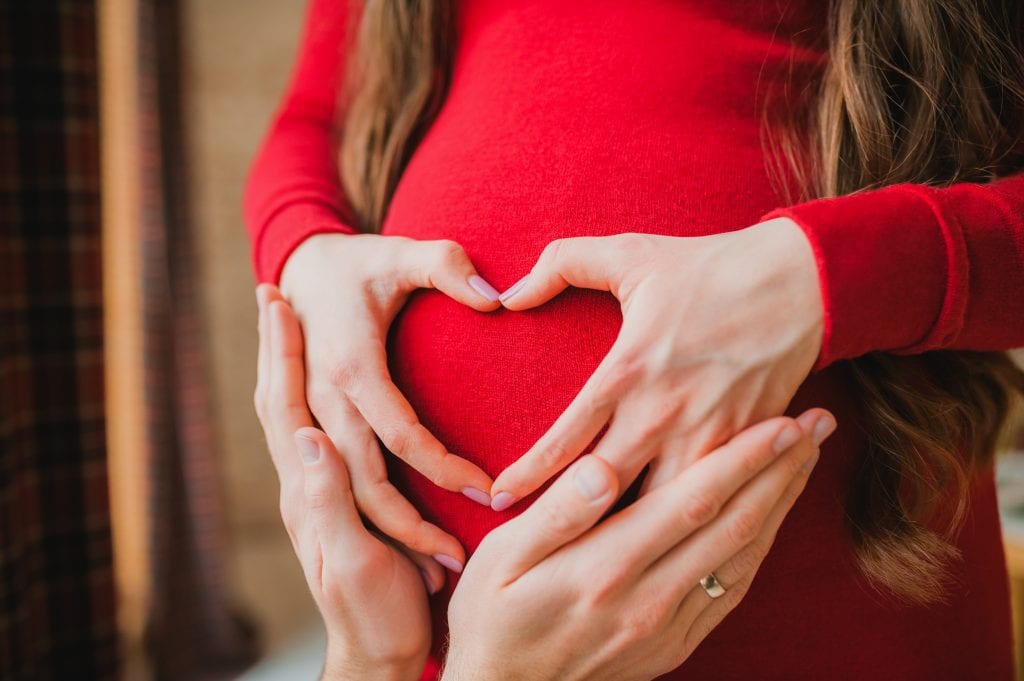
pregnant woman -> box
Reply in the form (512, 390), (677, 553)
(245, 0), (1024, 678)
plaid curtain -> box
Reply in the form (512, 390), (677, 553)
(0, 2), (118, 680)
(136, 2), (258, 679)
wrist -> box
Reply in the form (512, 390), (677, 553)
(322, 634), (425, 681)
(255, 202), (356, 286)
(321, 656), (420, 681)
(280, 232), (343, 300)
(752, 216), (825, 366)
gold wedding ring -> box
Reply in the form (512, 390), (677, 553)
(699, 572), (726, 598)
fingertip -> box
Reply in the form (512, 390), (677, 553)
(405, 552), (446, 595)
(467, 274), (500, 303)
(433, 553), (465, 574)
(795, 408), (837, 446)
(497, 275), (529, 306)
(490, 491), (518, 512)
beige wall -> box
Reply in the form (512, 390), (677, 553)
(180, 0), (318, 654)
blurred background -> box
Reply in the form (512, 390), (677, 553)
(1, 1), (1024, 681)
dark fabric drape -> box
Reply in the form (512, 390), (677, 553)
(136, 2), (257, 679)
(0, 2), (118, 680)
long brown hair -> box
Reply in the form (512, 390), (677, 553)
(337, 0), (1024, 604)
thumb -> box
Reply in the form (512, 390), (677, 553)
(295, 427), (373, 558)
(484, 455), (619, 581)
(399, 238), (502, 312)
(498, 236), (625, 310)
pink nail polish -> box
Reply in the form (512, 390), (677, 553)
(433, 554), (464, 573)
(421, 569), (440, 595)
(462, 486), (491, 506)
(491, 492), (517, 512)
(811, 414), (837, 446)
(499, 276), (528, 302)
(468, 275), (500, 302)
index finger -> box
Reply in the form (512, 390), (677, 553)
(342, 346), (494, 499)
(586, 413), (826, 576)
(488, 342), (630, 510)
(476, 454), (620, 584)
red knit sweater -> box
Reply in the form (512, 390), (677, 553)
(244, 1), (1024, 678)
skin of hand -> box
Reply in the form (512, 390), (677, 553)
(279, 232), (505, 572)
(254, 284), (437, 681)
(488, 217), (825, 510)
(442, 408), (836, 681)
(257, 287), (835, 679)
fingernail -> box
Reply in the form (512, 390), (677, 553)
(491, 492), (517, 512)
(461, 486), (491, 507)
(801, 449), (820, 475)
(772, 423), (802, 454)
(433, 554), (464, 574)
(468, 275), (500, 302)
(811, 414), (837, 446)
(573, 458), (609, 501)
(295, 435), (320, 464)
(421, 569), (440, 595)
(498, 275), (528, 302)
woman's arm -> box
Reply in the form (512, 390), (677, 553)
(243, 0), (359, 284)
(762, 174), (1024, 369)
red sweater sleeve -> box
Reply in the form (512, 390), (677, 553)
(762, 174), (1024, 370)
(243, 0), (360, 284)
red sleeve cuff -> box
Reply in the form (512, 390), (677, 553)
(761, 184), (961, 369)
(252, 201), (358, 284)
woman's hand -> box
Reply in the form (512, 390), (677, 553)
(489, 217), (824, 508)
(444, 409), (835, 681)
(254, 286), (436, 681)
(279, 233), (503, 569)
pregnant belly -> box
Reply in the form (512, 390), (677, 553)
(385, 283), (622, 550)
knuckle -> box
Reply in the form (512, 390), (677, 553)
(304, 476), (334, 512)
(306, 378), (338, 414)
(534, 500), (578, 540)
(591, 354), (642, 405)
(677, 488), (720, 529)
(620, 603), (667, 642)
(376, 421), (415, 457)
(786, 444), (815, 478)
(631, 410), (674, 446)
(539, 439), (573, 468)
(579, 572), (620, 611)
(328, 356), (365, 392)
(538, 238), (568, 269)
(736, 442), (771, 480)
(434, 239), (465, 265)
(725, 506), (762, 548)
